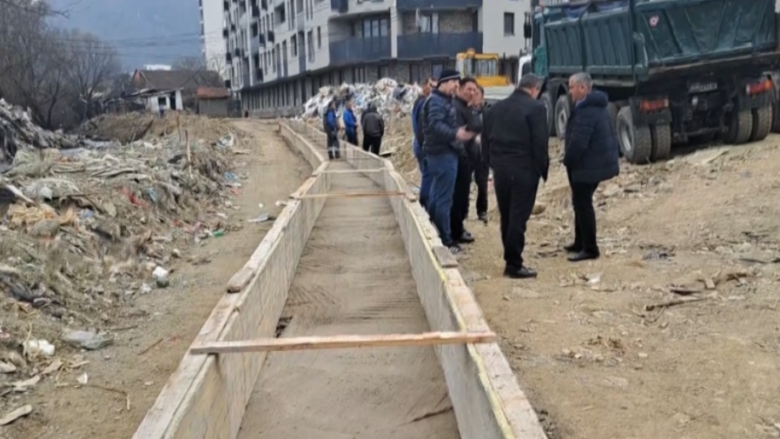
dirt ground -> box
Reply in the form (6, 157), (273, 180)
(239, 156), (457, 439)
(6, 121), (310, 439)
(454, 136), (780, 439)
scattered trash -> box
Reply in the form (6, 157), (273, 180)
(61, 329), (115, 351)
(152, 266), (170, 288)
(10, 375), (40, 392)
(23, 339), (55, 359)
(0, 404), (32, 426)
(248, 213), (271, 223)
(77, 372), (89, 385)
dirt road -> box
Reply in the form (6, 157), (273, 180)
(10, 121), (310, 439)
(460, 137), (780, 439)
(237, 135), (458, 438)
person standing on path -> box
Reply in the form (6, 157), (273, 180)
(470, 85), (490, 223)
(483, 74), (549, 279)
(342, 101), (358, 146)
(323, 101), (341, 160)
(451, 77), (482, 245)
(412, 77), (436, 210)
(563, 72), (620, 262)
(423, 69), (476, 254)
(361, 104), (385, 155)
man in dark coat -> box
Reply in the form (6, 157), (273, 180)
(470, 85), (489, 222)
(343, 101), (358, 145)
(361, 104), (385, 155)
(412, 77), (436, 209)
(322, 100), (340, 159)
(423, 69), (476, 253)
(483, 74), (549, 279)
(563, 72), (620, 262)
(451, 77), (481, 244)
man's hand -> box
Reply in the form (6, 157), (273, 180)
(456, 126), (475, 141)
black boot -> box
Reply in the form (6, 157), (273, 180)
(504, 266), (537, 279)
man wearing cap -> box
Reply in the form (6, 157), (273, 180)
(422, 69), (476, 254)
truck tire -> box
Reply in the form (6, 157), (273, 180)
(723, 109), (753, 144)
(616, 106), (652, 164)
(607, 103), (619, 128)
(554, 95), (571, 140)
(541, 91), (556, 137)
(772, 101), (780, 133)
(650, 124), (672, 161)
(750, 105), (772, 142)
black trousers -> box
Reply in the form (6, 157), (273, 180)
(569, 176), (600, 254)
(363, 135), (382, 155)
(474, 160), (489, 216)
(450, 157), (472, 241)
(494, 167), (540, 269)
(326, 131), (340, 158)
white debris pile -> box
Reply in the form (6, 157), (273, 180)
(301, 78), (422, 119)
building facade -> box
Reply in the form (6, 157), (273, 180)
(220, 0), (532, 114)
(201, 0), (230, 82)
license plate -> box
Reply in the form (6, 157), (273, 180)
(688, 82), (718, 93)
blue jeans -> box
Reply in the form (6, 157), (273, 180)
(426, 152), (458, 246)
(414, 142), (432, 209)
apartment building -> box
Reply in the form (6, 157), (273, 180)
(220, 0), (532, 113)
(200, 0), (229, 81)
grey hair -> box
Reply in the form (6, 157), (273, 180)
(570, 72), (593, 89)
(518, 73), (544, 90)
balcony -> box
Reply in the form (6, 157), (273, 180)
(222, 28), (228, 37)
(298, 56), (306, 74)
(296, 13), (304, 31)
(259, 33), (266, 46)
(226, 52), (233, 63)
(233, 48), (241, 57)
(268, 30), (275, 43)
(252, 5), (259, 16)
(397, 32), (482, 59)
(223, 0), (229, 11)
(395, 0), (481, 10)
(256, 68), (264, 82)
(329, 36), (391, 66)
(330, 0), (347, 13)
(261, 0), (268, 9)
(230, 22), (236, 31)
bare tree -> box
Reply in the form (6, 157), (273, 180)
(61, 29), (122, 120)
(172, 56), (207, 71)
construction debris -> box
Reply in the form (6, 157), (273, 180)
(302, 78), (422, 119)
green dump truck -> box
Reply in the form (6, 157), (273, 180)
(528, 0), (780, 164)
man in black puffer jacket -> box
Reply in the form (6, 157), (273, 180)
(563, 72), (620, 262)
(423, 69), (476, 253)
(450, 77), (482, 245)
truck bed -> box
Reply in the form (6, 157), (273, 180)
(539, 0), (778, 80)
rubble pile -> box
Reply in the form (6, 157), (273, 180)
(0, 107), (248, 395)
(301, 78), (422, 119)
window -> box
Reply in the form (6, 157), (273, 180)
(418, 12), (439, 33)
(251, 23), (258, 37)
(360, 17), (388, 38)
(291, 35), (297, 56)
(317, 27), (321, 48)
(504, 12), (515, 36)
(432, 63), (444, 78)
(409, 64), (421, 83)
(307, 30), (315, 61)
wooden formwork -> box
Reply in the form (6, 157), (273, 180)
(132, 121), (547, 439)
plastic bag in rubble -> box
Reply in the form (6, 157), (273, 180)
(217, 134), (234, 148)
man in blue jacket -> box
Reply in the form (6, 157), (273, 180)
(412, 77), (435, 209)
(322, 100), (340, 160)
(563, 72), (620, 262)
(423, 69), (476, 253)
(342, 100), (358, 145)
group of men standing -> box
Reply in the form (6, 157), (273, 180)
(413, 70), (620, 279)
(322, 99), (385, 160)
(412, 71), (490, 255)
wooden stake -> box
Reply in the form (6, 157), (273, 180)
(189, 331), (497, 354)
(185, 129), (192, 179)
(294, 191), (405, 200)
(315, 169), (387, 174)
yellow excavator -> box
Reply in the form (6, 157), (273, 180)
(455, 49), (510, 88)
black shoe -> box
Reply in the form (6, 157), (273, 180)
(335, 151), (341, 159)
(478, 212), (488, 223)
(449, 244), (463, 254)
(458, 232), (475, 244)
(504, 266), (537, 279)
(564, 243), (582, 253)
(328, 152), (334, 160)
(568, 251), (599, 262)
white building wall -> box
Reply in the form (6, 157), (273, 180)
(482, 0), (532, 58)
(201, 0), (229, 82)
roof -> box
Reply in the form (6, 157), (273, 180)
(133, 69), (223, 92)
(196, 86), (230, 100)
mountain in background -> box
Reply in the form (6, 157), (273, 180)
(49, 0), (202, 71)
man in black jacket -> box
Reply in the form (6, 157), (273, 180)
(483, 74), (549, 279)
(563, 72), (620, 262)
(471, 85), (489, 222)
(361, 104), (385, 155)
(451, 77), (481, 244)
(423, 69), (476, 253)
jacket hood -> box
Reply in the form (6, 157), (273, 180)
(579, 90), (608, 108)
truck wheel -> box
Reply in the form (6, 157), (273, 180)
(750, 105), (772, 141)
(607, 103), (619, 128)
(541, 91), (556, 137)
(772, 101), (780, 133)
(616, 107), (652, 164)
(650, 124), (672, 161)
(723, 109), (753, 144)
(554, 95), (571, 140)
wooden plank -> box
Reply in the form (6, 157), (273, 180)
(314, 168), (387, 175)
(294, 191), (405, 199)
(190, 331), (497, 354)
(432, 245), (459, 268)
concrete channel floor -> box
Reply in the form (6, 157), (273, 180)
(236, 158), (460, 439)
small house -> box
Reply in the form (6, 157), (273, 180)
(130, 69), (223, 112)
(196, 87), (230, 117)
